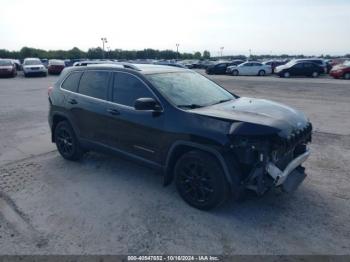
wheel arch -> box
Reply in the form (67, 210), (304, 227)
(51, 112), (78, 142)
(163, 141), (236, 189)
(232, 69), (239, 75)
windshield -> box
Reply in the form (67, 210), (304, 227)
(0, 60), (12, 66)
(146, 71), (234, 108)
(24, 60), (42, 65)
(343, 61), (350, 66)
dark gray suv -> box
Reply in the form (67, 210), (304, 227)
(48, 63), (312, 210)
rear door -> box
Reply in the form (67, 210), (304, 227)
(290, 63), (304, 76)
(69, 70), (111, 144)
(303, 63), (315, 76)
(251, 62), (263, 75)
(105, 71), (165, 163)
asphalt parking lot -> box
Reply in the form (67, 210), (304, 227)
(0, 71), (349, 255)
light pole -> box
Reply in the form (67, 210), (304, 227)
(107, 46), (111, 59)
(249, 49), (252, 58)
(220, 47), (224, 57)
(101, 37), (108, 59)
(176, 43), (180, 60)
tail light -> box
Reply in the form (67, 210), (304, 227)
(48, 86), (53, 96)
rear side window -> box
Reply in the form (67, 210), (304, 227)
(293, 63), (303, 68)
(78, 71), (110, 100)
(311, 60), (322, 65)
(61, 71), (83, 92)
(112, 72), (154, 107)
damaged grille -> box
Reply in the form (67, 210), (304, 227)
(286, 122), (312, 148)
(271, 122), (312, 168)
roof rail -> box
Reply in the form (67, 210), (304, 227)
(85, 61), (140, 71)
(114, 62), (140, 71)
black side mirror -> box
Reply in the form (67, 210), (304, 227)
(134, 98), (161, 111)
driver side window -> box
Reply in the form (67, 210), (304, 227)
(112, 72), (155, 107)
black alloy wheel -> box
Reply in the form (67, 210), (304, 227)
(174, 151), (229, 210)
(54, 121), (83, 160)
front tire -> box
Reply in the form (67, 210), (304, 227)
(311, 71), (319, 78)
(283, 71), (290, 78)
(344, 72), (350, 80)
(174, 151), (229, 210)
(54, 121), (83, 161)
(232, 70), (239, 76)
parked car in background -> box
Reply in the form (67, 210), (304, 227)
(230, 59), (245, 66)
(294, 58), (327, 73)
(48, 59), (65, 75)
(329, 61), (350, 79)
(328, 58), (348, 67)
(206, 62), (238, 74)
(22, 58), (47, 77)
(227, 61), (272, 76)
(0, 59), (17, 77)
(198, 60), (216, 69)
(179, 60), (197, 69)
(64, 59), (73, 67)
(275, 61), (324, 78)
(73, 60), (117, 66)
(41, 59), (49, 68)
(263, 60), (286, 73)
(48, 64), (312, 210)
(11, 59), (21, 71)
(154, 61), (187, 68)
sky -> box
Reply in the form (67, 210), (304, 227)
(0, 0), (349, 56)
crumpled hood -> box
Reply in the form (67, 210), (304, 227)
(189, 97), (309, 137)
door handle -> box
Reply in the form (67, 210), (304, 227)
(107, 108), (120, 115)
(68, 98), (78, 105)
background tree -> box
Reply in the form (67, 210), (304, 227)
(87, 47), (103, 59)
(193, 52), (202, 59)
(203, 50), (211, 59)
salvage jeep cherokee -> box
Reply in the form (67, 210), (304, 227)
(48, 63), (312, 210)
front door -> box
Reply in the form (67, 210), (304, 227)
(105, 71), (165, 163)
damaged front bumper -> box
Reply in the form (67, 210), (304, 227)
(266, 148), (310, 192)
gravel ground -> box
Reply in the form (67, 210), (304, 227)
(0, 72), (349, 255)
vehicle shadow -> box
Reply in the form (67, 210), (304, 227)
(72, 150), (331, 224)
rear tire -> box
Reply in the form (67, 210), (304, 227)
(258, 70), (266, 76)
(54, 121), (83, 161)
(174, 151), (229, 210)
(344, 72), (350, 80)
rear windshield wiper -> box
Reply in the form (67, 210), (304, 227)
(177, 104), (204, 109)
